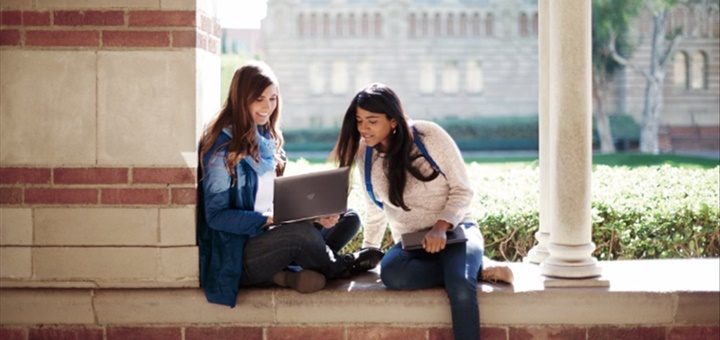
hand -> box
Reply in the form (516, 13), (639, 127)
(316, 214), (340, 229)
(422, 220), (452, 253)
(263, 216), (274, 228)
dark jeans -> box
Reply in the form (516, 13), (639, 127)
(241, 210), (361, 286)
(380, 223), (484, 340)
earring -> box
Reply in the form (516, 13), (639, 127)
(392, 128), (397, 135)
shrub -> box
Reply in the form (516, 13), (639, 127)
(288, 162), (720, 261)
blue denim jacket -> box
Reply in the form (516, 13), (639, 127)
(197, 129), (267, 307)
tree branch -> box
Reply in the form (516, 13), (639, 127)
(608, 32), (651, 80)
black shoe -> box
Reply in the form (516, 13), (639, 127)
(348, 248), (384, 275)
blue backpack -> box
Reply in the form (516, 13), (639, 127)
(364, 126), (445, 209)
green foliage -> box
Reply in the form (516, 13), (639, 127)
(286, 162), (720, 261)
(592, 0), (643, 75)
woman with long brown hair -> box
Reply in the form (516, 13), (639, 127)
(197, 61), (380, 307)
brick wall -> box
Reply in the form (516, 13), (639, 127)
(0, 0), (220, 287)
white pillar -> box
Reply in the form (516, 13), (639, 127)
(540, 0), (603, 282)
(525, 0), (550, 264)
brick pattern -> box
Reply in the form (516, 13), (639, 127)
(0, 9), (219, 52)
(0, 167), (195, 206)
(1, 326), (717, 340)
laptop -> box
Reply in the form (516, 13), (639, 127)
(271, 167), (350, 226)
(401, 225), (468, 251)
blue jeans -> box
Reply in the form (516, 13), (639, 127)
(380, 223), (484, 340)
(241, 210), (361, 286)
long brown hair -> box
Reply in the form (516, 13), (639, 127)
(199, 61), (284, 178)
(334, 83), (438, 211)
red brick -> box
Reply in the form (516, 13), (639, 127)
(0, 29), (20, 45)
(107, 327), (181, 340)
(185, 327), (262, 340)
(54, 167), (128, 184)
(28, 327), (103, 340)
(0, 188), (23, 204)
(22, 11), (51, 26)
(430, 327), (507, 340)
(668, 326), (720, 340)
(588, 326), (665, 340)
(26, 30), (99, 47)
(0, 167), (51, 184)
(0, 327), (26, 340)
(54, 10), (124, 26)
(699, 126), (720, 138)
(129, 10), (195, 27)
(0, 11), (22, 26)
(102, 30), (169, 47)
(133, 167), (195, 184)
(101, 188), (168, 205)
(25, 188), (98, 204)
(668, 126), (699, 137)
(171, 30), (196, 47)
(347, 327), (427, 340)
(171, 188), (196, 204)
(267, 327), (343, 340)
(509, 326), (586, 340)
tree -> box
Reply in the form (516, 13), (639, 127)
(592, 0), (643, 153)
(608, 0), (684, 154)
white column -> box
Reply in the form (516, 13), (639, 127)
(525, 0), (550, 264)
(541, 0), (603, 282)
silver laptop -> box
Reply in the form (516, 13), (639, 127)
(272, 167), (350, 225)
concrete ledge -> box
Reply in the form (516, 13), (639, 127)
(0, 259), (718, 331)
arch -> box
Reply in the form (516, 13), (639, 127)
(309, 12), (318, 37)
(323, 13), (330, 38)
(442, 61), (459, 94)
(335, 13), (344, 37)
(309, 62), (326, 94)
(434, 12), (442, 37)
(331, 61), (348, 94)
(348, 13), (356, 37)
(361, 13), (369, 37)
(419, 61), (435, 93)
(673, 51), (689, 89)
(447, 13), (455, 36)
(465, 60), (484, 94)
(421, 12), (429, 37)
(532, 11), (539, 35)
(690, 51), (708, 90)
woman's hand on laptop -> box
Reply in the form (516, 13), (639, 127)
(316, 215), (340, 229)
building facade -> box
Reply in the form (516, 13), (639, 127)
(261, 0), (718, 151)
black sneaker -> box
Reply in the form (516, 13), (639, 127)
(348, 248), (384, 275)
(272, 270), (326, 293)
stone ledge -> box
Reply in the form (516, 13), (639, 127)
(0, 259), (718, 327)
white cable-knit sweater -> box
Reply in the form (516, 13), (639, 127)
(359, 120), (475, 249)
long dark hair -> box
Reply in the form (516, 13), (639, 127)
(334, 83), (439, 211)
(199, 61), (284, 178)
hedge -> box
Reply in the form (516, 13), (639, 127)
(282, 114), (640, 152)
(284, 162), (720, 261)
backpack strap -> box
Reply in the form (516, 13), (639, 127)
(363, 125), (445, 210)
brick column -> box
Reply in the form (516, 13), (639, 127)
(0, 0), (220, 287)
(540, 0), (605, 284)
(525, 0), (550, 265)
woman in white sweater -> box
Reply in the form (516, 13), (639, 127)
(334, 83), (496, 340)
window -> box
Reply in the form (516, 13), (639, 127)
(434, 13), (442, 36)
(466, 61), (484, 94)
(331, 61), (348, 94)
(442, 61), (459, 94)
(309, 63), (326, 94)
(336, 13), (344, 37)
(690, 51), (707, 90)
(420, 61), (435, 93)
(310, 13), (318, 37)
(421, 13), (429, 37)
(447, 13), (455, 36)
(298, 13), (305, 37)
(486, 13), (494, 36)
(323, 13), (330, 38)
(673, 51), (688, 89)
(471, 13), (481, 36)
(348, 13), (356, 37)
(355, 61), (371, 91)
(459, 13), (468, 36)
(519, 12), (529, 37)
(361, 13), (369, 37)
(532, 11), (538, 35)
(374, 13), (383, 37)
(409, 13), (417, 38)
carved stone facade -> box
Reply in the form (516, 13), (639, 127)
(262, 0), (718, 152)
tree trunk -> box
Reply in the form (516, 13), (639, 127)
(592, 73), (616, 153)
(639, 9), (669, 155)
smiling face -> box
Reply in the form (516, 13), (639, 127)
(249, 84), (278, 126)
(356, 107), (397, 152)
